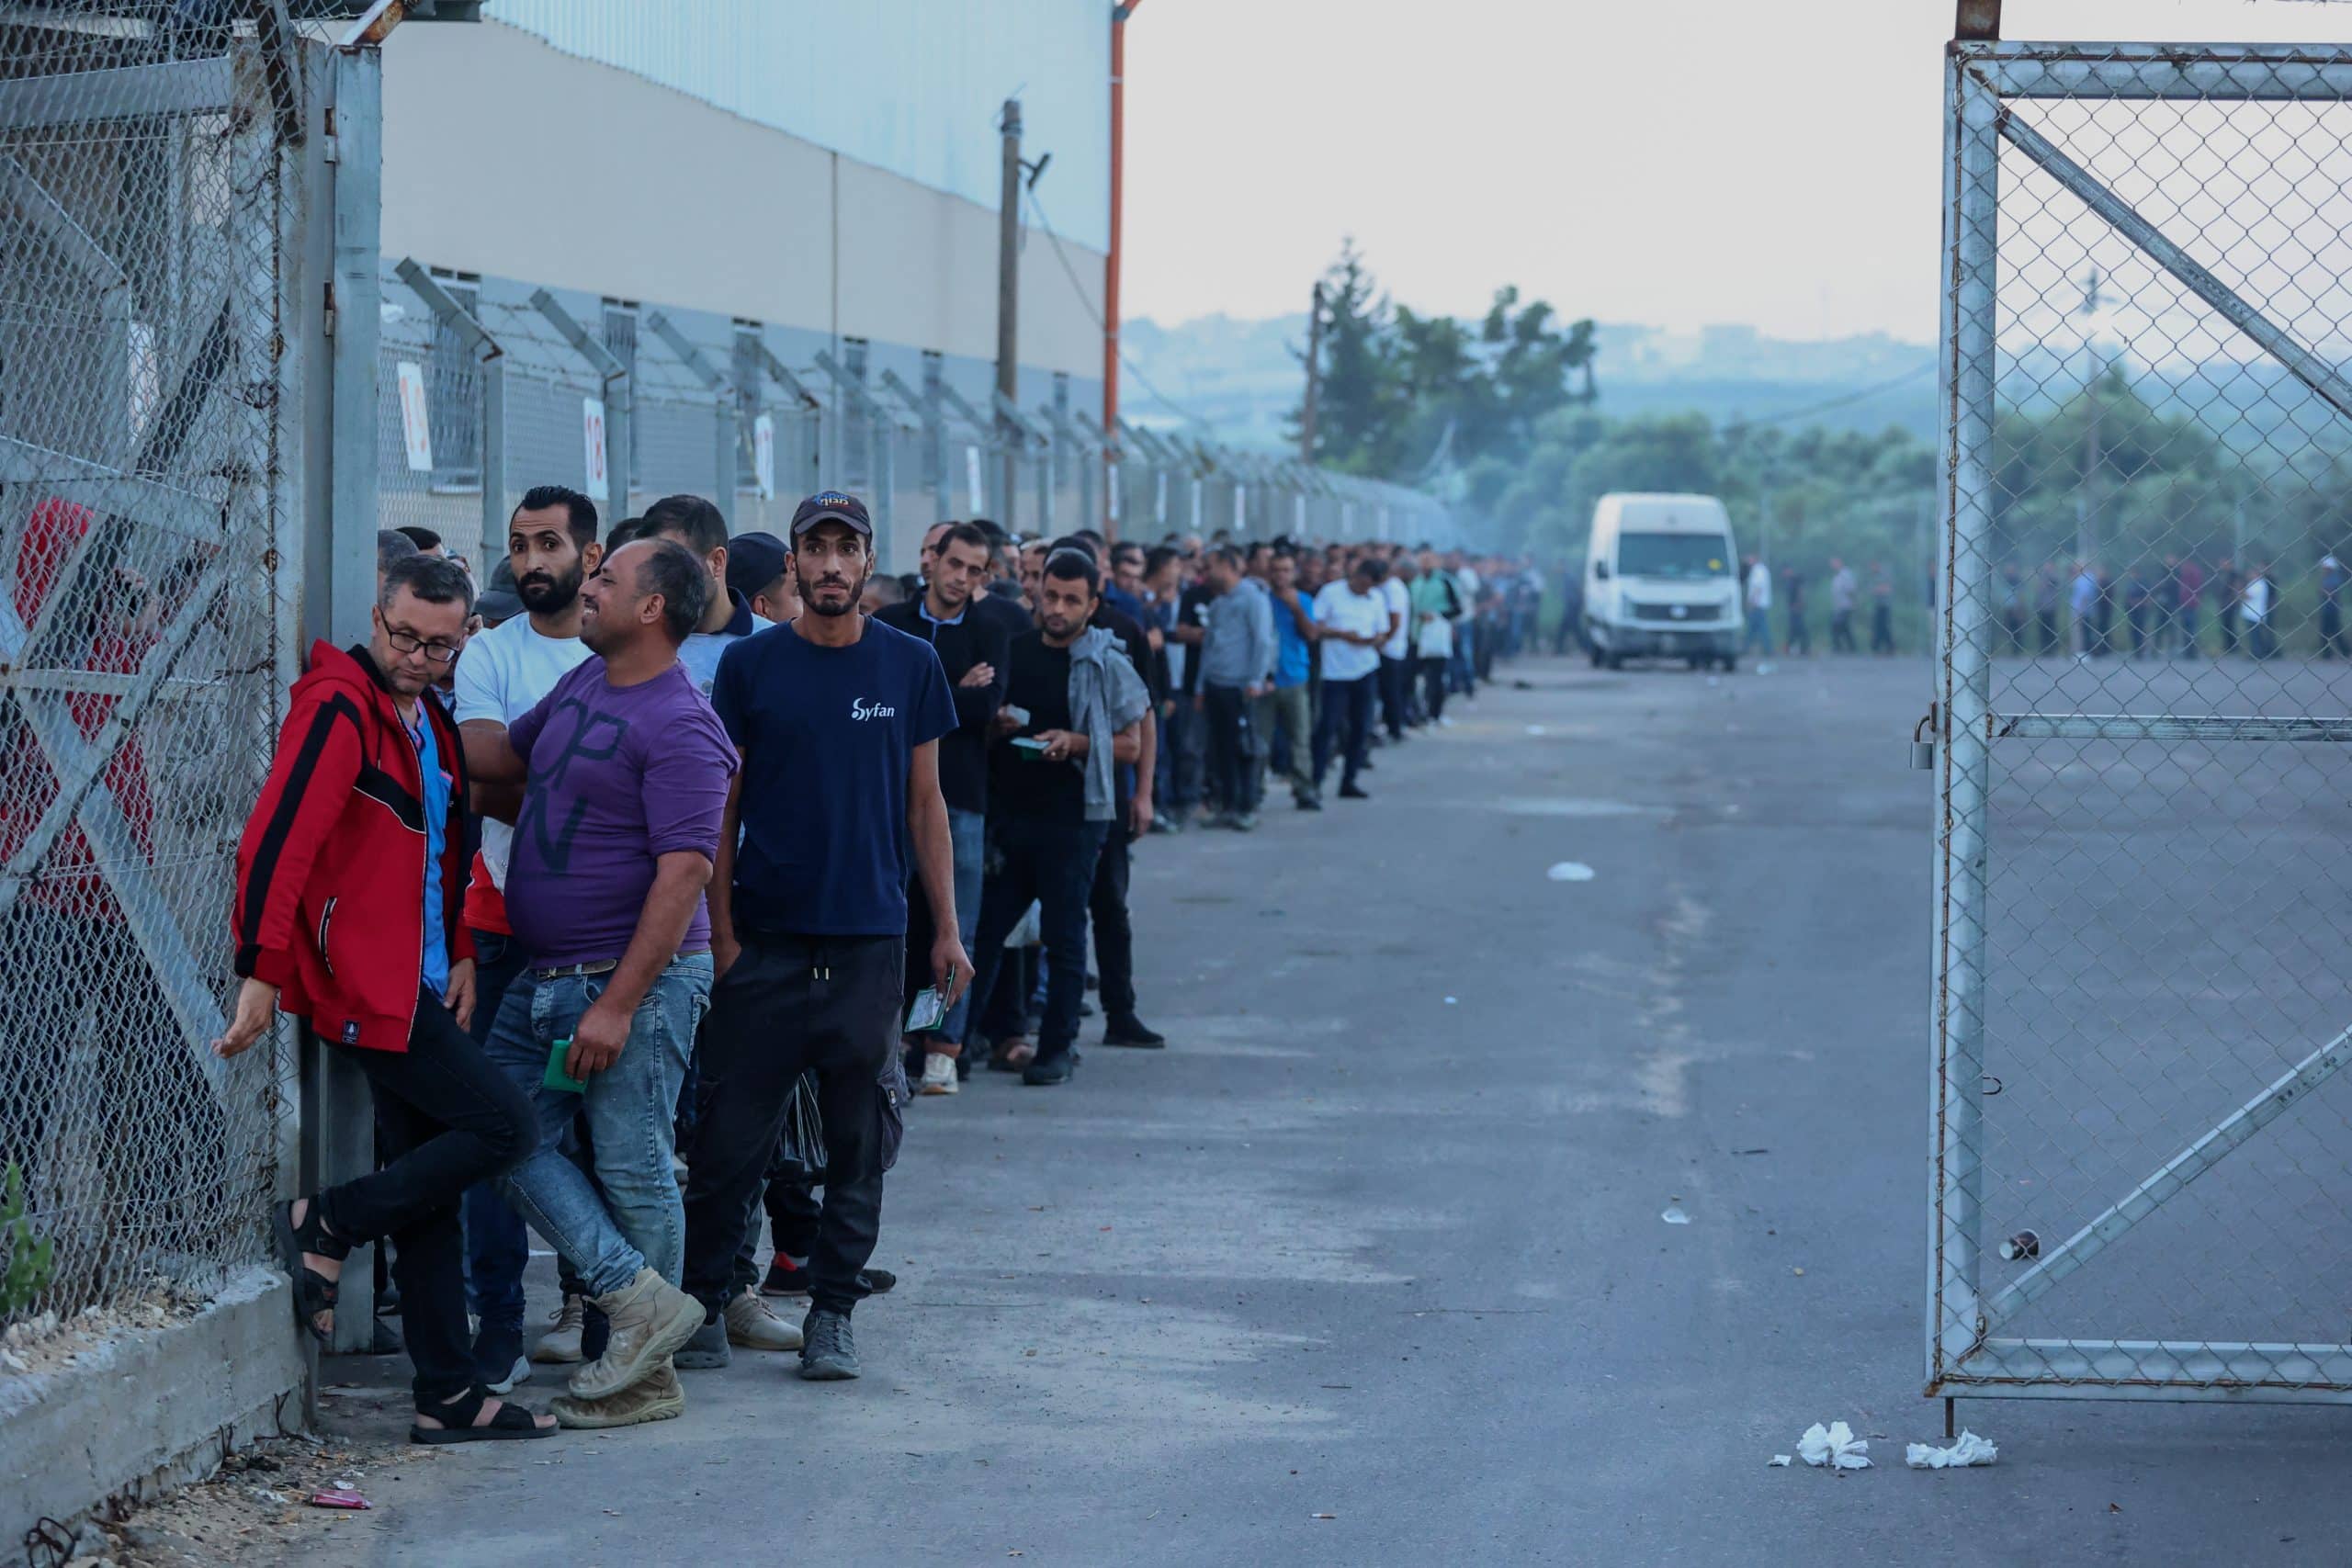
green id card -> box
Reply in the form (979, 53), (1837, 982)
(544, 1037), (587, 1094)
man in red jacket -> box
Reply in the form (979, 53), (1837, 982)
(211, 553), (552, 1443)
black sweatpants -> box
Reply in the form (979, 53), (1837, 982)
(683, 933), (901, 1318)
(1377, 657), (1409, 739)
(322, 988), (536, 1404)
(1089, 819), (1136, 1025)
(1201, 682), (1257, 816)
(1417, 656), (1449, 722)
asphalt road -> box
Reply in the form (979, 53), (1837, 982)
(314, 651), (2352, 1566)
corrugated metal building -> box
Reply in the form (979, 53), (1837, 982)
(375, 1), (1108, 554)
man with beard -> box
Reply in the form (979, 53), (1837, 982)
(681, 492), (971, 1382)
(466, 537), (737, 1428)
(452, 486), (601, 1389)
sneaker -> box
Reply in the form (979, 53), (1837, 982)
(571, 1268), (706, 1402)
(674, 1311), (730, 1371)
(550, 1360), (684, 1429)
(858, 1268), (898, 1295)
(726, 1285), (805, 1351)
(799, 1308), (861, 1381)
(1023, 1052), (1077, 1087)
(1339, 782), (1371, 800)
(1102, 1017), (1167, 1049)
(1294, 792), (1322, 812)
(531, 1295), (586, 1363)
(1232, 812), (1259, 832)
(919, 1053), (960, 1096)
(761, 1255), (811, 1297)
(471, 1320), (530, 1393)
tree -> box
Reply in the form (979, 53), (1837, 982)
(1294, 239), (1397, 475)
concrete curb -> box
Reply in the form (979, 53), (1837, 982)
(0, 1265), (306, 1546)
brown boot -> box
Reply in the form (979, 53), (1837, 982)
(569, 1269), (704, 1402)
(550, 1360), (684, 1429)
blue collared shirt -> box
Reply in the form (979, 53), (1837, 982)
(410, 708), (451, 995)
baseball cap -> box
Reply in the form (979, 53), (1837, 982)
(473, 586), (524, 626)
(789, 491), (873, 541)
(726, 530), (789, 598)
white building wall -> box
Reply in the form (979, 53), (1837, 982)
(381, 15), (1104, 380)
(483, 0), (1112, 249)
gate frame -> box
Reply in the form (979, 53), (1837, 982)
(1928, 30), (2352, 1410)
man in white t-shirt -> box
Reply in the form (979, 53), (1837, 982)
(448, 485), (600, 1391)
(1377, 552), (1414, 740)
(639, 494), (760, 695)
(1311, 558), (1391, 800)
(1744, 556), (1774, 655)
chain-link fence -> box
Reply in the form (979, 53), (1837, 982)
(0, 12), (303, 1331)
(1931, 39), (2352, 1405)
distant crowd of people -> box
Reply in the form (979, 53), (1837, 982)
(210, 486), (1544, 1439)
(1995, 555), (2348, 662)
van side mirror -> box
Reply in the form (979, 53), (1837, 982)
(1593, 561), (1611, 581)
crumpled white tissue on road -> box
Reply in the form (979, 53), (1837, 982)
(1797, 1421), (1871, 1470)
(1905, 1430), (1997, 1469)
(1768, 1455), (1792, 1467)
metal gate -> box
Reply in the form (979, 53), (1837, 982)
(0, 12), (308, 1327)
(1931, 31), (2352, 1405)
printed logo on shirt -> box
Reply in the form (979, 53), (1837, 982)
(340, 1021), (360, 1044)
(849, 697), (898, 722)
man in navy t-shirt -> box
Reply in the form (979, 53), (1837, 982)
(679, 492), (970, 1383)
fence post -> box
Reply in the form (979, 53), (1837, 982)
(393, 257), (503, 559)
(529, 289), (629, 524)
(1928, 44), (1999, 1385)
(315, 37), (385, 1352)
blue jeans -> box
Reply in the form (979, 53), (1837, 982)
(462, 931), (531, 1332)
(1744, 608), (1771, 653)
(486, 953), (712, 1297)
(939, 807), (987, 1044)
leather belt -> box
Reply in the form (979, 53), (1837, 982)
(530, 959), (620, 982)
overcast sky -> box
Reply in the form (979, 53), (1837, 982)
(1121, 0), (2352, 342)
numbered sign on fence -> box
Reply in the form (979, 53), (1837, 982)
(1234, 483), (1247, 530)
(582, 397), (608, 501)
(1106, 458), (1121, 524)
(753, 413), (775, 499)
(966, 445), (985, 513)
(1155, 470), (1168, 525)
(396, 361), (433, 473)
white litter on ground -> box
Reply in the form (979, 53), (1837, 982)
(1546, 862), (1596, 882)
(1526, 724), (1547, 736)
(1797, 1421), (1871, 1470)
(1905, 1431), (1997, 1469)
(1660, 1206), (1691, 1225)
(1768, 1455), (1792, 1467)
(1442, 996), (1458, 1005)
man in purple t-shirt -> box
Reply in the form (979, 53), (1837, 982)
(469, 537), (738, 1430)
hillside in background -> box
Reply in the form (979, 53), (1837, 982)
(1121, 313), (1941, 450)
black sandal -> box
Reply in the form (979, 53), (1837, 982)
(271, 1198), (349, 1346)
(410, 1384), (557, 1445)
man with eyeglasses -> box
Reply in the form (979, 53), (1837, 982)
(215, 552), (554, 1443)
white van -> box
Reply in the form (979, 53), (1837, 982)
(1581, 492), (1742, 671)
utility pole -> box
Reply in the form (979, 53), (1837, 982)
(996, 98), (1023, 527)
(1300, 280), (1324, 466)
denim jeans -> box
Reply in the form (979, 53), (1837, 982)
(486, 953), (712, 1297)
(938, 806), (987, 1045)
(969, 816), (1109, 1061)
(461, 930), (532, 1332)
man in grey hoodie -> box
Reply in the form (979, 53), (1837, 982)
(1193, 546), (1276, 830)
(967, 548), (1150, 1087)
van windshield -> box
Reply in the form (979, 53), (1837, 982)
(1618, 532), (1730, 581)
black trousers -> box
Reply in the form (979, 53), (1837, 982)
(1871, 604), (1894, 653)
(1417, 656), (1449, 721)
(1313, 672), (1374, 789)
(322, 988), (535, 1404)
(970, 815), (1109, 1062)
(1201, 682), (1257, 816)
(1377, 656), (1409, 738)
(684, 933), (901, 1317)
(1089, 820), (1137, 1024)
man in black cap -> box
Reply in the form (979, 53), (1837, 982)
(726, 530), (796, 625)
(679, 492), (971, 1382)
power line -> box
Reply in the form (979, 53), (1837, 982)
(1022, 184), (1216, 432)
(1719, 361), (1937, 434)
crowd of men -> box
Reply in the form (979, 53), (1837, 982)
(1996, 554), (2346, 662)
(210, 486), (1532, 1438)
